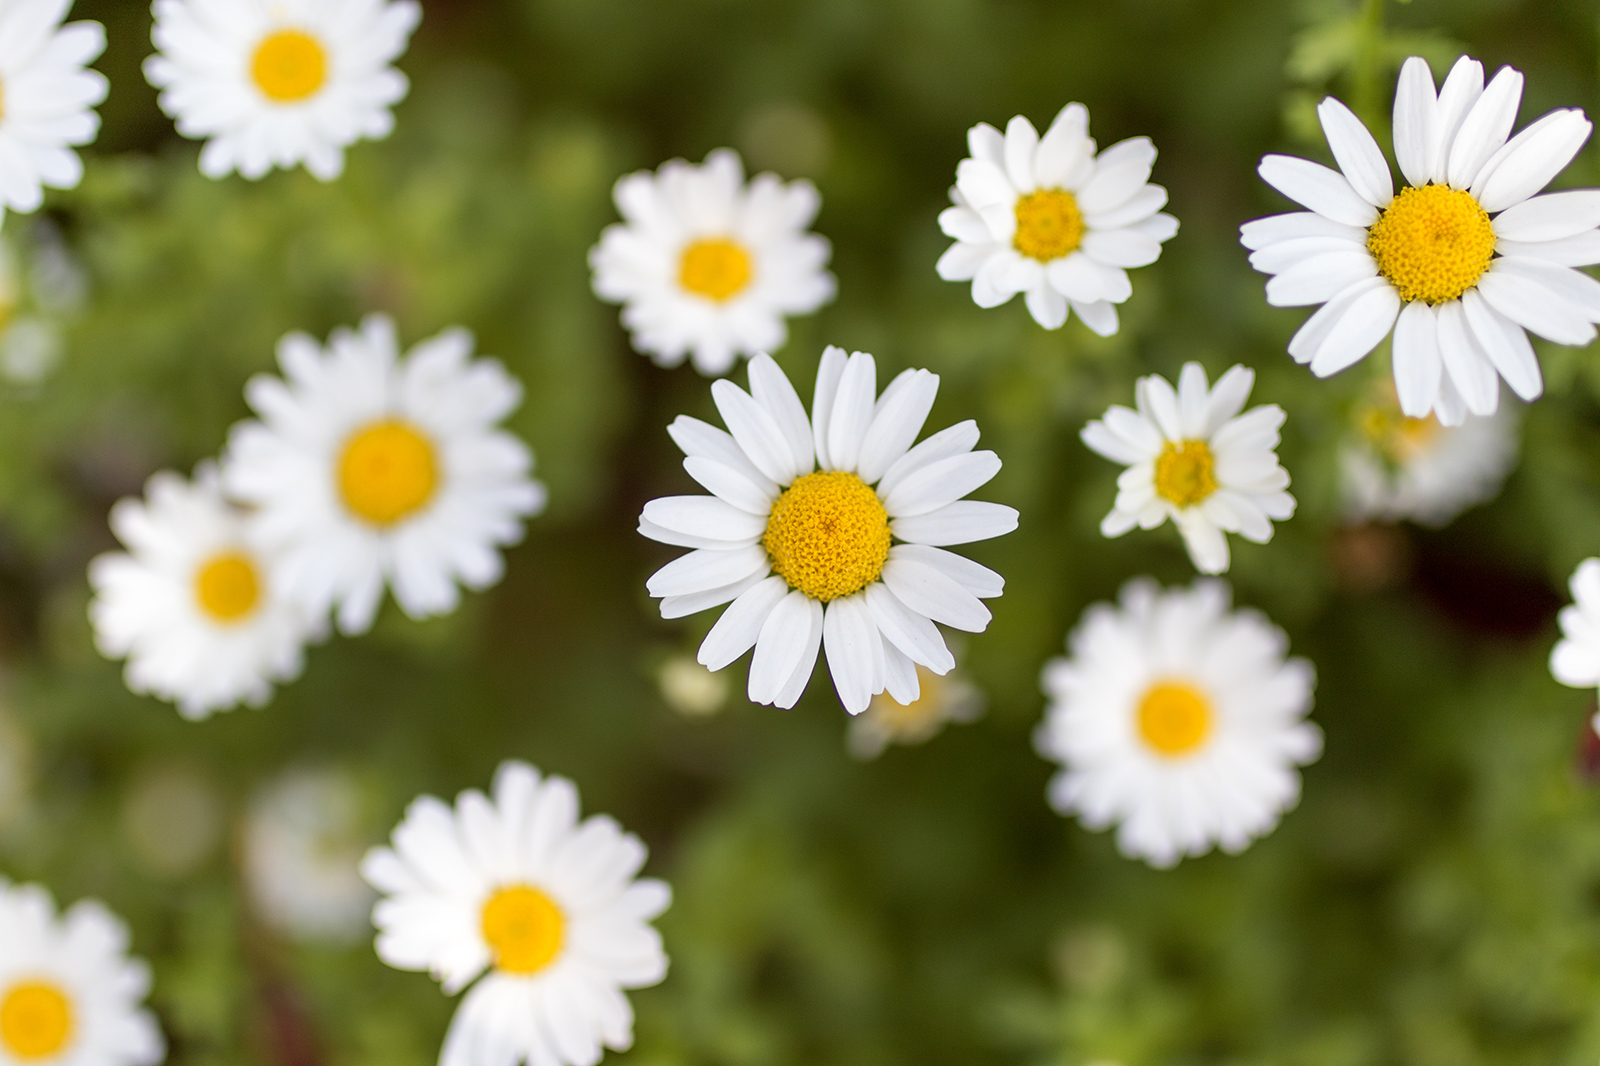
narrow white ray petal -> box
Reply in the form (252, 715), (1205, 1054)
(1317, 97), (1393, 207)
(889, 544), (1004, 598)
(747, 590), (819, 705)
(1433, 56), (1485, 183)
(1474, 109), (1592, 213)
(824, 594), (881, 714)
(746, 354), (815, 477)
(1394, 56), (1440, 187)
(1493, 256), (1600, 321)
(711, 381), (800, 484)
(891, 501), (1018, 546)
(1265, 250), (1378, 307)
(1477, 267), (1599, 345)
(1494, 231), (1600, 267)
(881, 558), (992, 633)
(1308, 283), (1400, 377)
(880, 636), (920, 705)
(1202, 366), (1255, 435)
(1176, 362), (1210, 437)
(877, 421), (981, 499)
(641, 497), (767, 543)
(863, 583), (956, 673)
(683, 456), (777, 514)
(1446, 66), (1523, 189)
(1462, 288), (1543, 401)
(883, 451), (1002, 518)
(637, 517), (760, 551)
(1287, 277), (1390, 364)
(857, 370), (939, 484)
(1003, 115), (1041, 192)
(1391, 300), (1443, 417)
(1493, 190), (1600, 243)
(1436, 299), (1500, 416)
(1257, 155), (1379, 227)
(646, 545), (768, 598)
(826, 351), (877, 474)
(1239, 211), (1366, 251)
(660, 569), (768, 619)
(698, 576), (789, 670)
(1248, 234), (1369, 276)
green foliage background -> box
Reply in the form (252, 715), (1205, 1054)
(3, 0), (1600, 1063)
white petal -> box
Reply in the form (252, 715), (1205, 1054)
(748, 590), (820, 705)
(1436, 299), (1500, 416)
(826, 351), (877, 474)
(1391, 300), (1443, 417)
(746, 354), (815, 477)
(881, 558), (992, 633)
(683, 456), (777, 514)
(646, 545), (769, 598)
(1495, 231), (1600, 267)
(699, 576), (789, 671)
(857, 370), (938, 484)
(1493, 190), (1600, 242)
(1446, 65), (1523, 189)
(711, 380), (802, 484)
(823, 594), (882, 713)
(641, 497), (766, 543)
(1308, 283), (1400, 377)
(883, 451), (1002, 517)
(1239, 211), (1366, 251)
(1003, 115), (1041, 192)
(1393, 56), (1440, 187)
(810, 345), (848, 470)
(1461, 288), (1543, 401)
(1265, 250), (1378, 307)
(1433, 56), (1486, 184)
(1317, 97), (1393, 207)
(1258, 155), (1379, 227)
(1287, 277), (1389, 364)
(876, 421), (980, 501)
(891, 501), (1018, 546)
(1474, 110), (1591, 213)
(862, 582), (955, 673)
(889, 544), (1004, 598)
(1476, 267), (1599, 345)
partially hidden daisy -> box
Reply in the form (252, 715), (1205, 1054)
(1243, 54), (1600, 425)
(1550, 560), (1600, 742)
(590, 148), (836, 376)
(144, 0), (422, 181)
(936, 104), (1178, 334)
(0, 880), (165, 1066)
(222, 315), (547, 636)
(638, 348), (1018, 714)
(244, 766), (375, 944)
(1036, 578), (1321, 868)
(847, 662), (984, 760)
(88, 463), (323, 720)
(362, 761), (670, 1066)
(1081, 362), (1295, 575)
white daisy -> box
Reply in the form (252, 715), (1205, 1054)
(1550, 561), (1600, 745)
(361, 761), (670, 1066)
(0, 1), (107, 228)
(847, 663), (984, 760)
(87, 463), (322, 720)
(0, 881), (164, 1066)
(1036, 578), (1321, 868)
(244, 766), (375, 944)
(1080, 362), (1295, 575)
(638, 347), (1018, 714)
(1243, 54), (1600, 426)
(221, 315), (547, 636)
(936, 104), (1178, 334)
(143, 0), (421, 181)
(589, 148), (836, 376)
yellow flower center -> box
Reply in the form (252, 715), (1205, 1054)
(338, 420), (439, 526)
(194, 551), (262, 623)
(763, 471), (891, 603)
(1366, 184), (1496, 305)
(251, 29), (328, 104)
(870, 666), (946, 735)
(1357, 398), (1440, 464)
(1154, 440), (1218, 508)
(679, 238), (753, 301)
(481, 885), (566, 975)
(1136, 681), (1213, 757)
(1013, 188), (1084, 262)
(0, 982), (74, 1061)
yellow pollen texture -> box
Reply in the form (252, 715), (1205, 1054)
(251, 29), (328, 103)
(0, 981), (74, 1060)
(679, 238), (753, 301)
(195, 552), (262, 623)
(481, 886), (566, 975)
(1013, 188), (1085, 262)
(338, 420), (439, 526)
(763, 471), (891, 603)
(1136, 681), (1213, 757)
(1366, 184), (1496, 305)
(1154, 440), (1218, 508)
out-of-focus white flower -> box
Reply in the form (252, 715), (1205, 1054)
(244, 766), (376, 944)
(1550, 559), (1600, 745)
(657, 654), (729, 717)
(848, 663), (984, 759)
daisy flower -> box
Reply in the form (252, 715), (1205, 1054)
(1550, 560), (1600, 743)
(244, 767), (375, 944)
(638, 348), (1018, 714)
(361, 761), (670, 1066)
(936, 104), (1178, 334)
(1081, 362), (1295, 574)
(589, 148), (836, 376)
(1036, 578), (1321, 868)
(143, 0), (422, 181)
(0, 880), (164, 1066)
(222, 315), (547, 636)
(0, 0), (107, 228)
(87, 464), (322, 720)
(847, 663), (984, 760)
(1243, 54), (1600, 426)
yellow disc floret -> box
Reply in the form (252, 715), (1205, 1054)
(251, 29), (329, 104)
(1366, 184), (1496, 305)
(1136, 681), (1213, 757)
(1154, 440), (1218, 508)
(1013, 188), (1085, 262)
(679, 238), (753, 301)
(763, 471), (891, 602)
(481, 885), (566, 975)
(0, 981), (74, 1060)
(195, 552), (262, 623)
(338, 419), (439, 526)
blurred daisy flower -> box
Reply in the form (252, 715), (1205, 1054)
(656, 653), (729, 717)
(1550, 560), (1600, 734)
(847, 662), (984, 760)
(1081, 363), (1295, 575)
(1244, 55), (1600, 425)
(245, 766), (376, 944)
(590, 148), (836, 376)
(222, 315), (547, 636)
(144, 0), (421, 181)
(1036, 579), (1321, 868)
(88, 464), (322, 720)
(936, 104), (1177, 333)
(638, 348), (1016, 714)
(362, 761), (670, 1066)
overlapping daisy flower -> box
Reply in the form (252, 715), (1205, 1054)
(639, 348), (1017, 714)
(222, 315), (547, 636)
(0, 880), (165, 1066)
(362, 761), (670, 1066)
(87, 464), (323, 721)
(590, 148), (836, 376)
(937, 104), (1178, 334)
(1036, 578), (1321, 868)
(1082, 362), (1295, 574)
(1244, 55), (1600, 425)
(1550, 560), (1600, 737)
(144, 0), (422, 181)
(847, 661), (984, 760)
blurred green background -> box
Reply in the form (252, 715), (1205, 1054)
(4, 0), (1600, 1063)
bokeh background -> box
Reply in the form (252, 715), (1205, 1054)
(3, 0), (1600, 1063)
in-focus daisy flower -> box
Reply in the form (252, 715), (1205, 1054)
(362, 761), (670, 1066)
(1036, 578), (1321, 868)
(88, 464), (322, 720)
(245, 767), (375, 944)
(143, 0), (422, 181)
(0, 1), (107, 229)
(590, 148), (836, 376)
(1550, 561), (1600, 739)
(847, 663), (984, 760)
(222, 315), (547, 636)
(0, 880), (164, 1066)
(1243, 54), (1600, 425)
(638, 348), (1017, 714)
(936, 104), (1178, 334)
(1081, 362), (1295, 574)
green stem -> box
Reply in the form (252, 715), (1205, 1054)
(1351, 0), (1387, 129)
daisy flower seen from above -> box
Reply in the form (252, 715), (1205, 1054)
(937, 104), (1178, 334)
(0, 880), (165, 1066)
(362, 761), (670, 1066)
(222, 315), (547, 636)
(1243, 54), (1600, 425)
(1550, 560), (1600, 741)
(590, 148), (836, 376)
(87, 464), (322, 721)
(1036, 578), (1321, 868)
(144, 0), (422, 181)
(1081, 362), (1295, 575)
(638, 348), (1018, 714)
